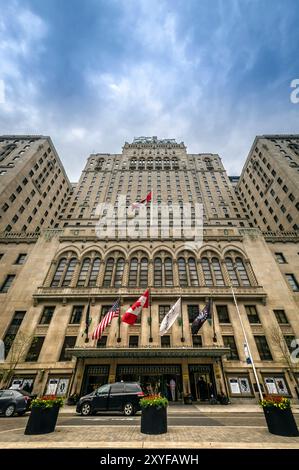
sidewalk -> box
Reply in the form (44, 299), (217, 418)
(0, 424), (298, 449)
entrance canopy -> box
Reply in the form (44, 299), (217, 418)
(66, 346), (230, 359)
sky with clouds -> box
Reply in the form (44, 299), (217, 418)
(0, 0), (299, 181)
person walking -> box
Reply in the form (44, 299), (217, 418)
(169, 378), (176, 401)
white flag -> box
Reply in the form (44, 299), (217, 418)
(159, 298), (181, 336)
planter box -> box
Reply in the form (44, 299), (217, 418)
(263, 407), (299, 437)
(24, 405), (60, 435)
(141, 406), (167, 435)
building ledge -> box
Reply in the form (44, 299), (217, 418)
(66, 346), (230, 359)
(34, 285), (267, 302)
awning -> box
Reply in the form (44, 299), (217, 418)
(66, 346), (230, 359)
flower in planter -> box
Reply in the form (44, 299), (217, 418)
(30, 395), (64, 409)
(140, 394), (168, 409)
(260, 394), (291, 411)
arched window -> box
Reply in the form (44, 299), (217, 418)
(225, 257), (239, 286)
(51, 258), (67, 287)
(235, 257), (250, 286)
(62, 258), (77, 287)
(211, 258), (224, 286)
(178, 257), (188, 287)
(129, 258), (138, 287)
(188, 257), (199, 286)
(154, 258), (162, 286)
(88, 257), (100, 287)
(103, 258), (114, 287)
(77, 258), (91, 287)
(140, 257), (148, 287)
(202, 257), (213, 286)
(114, 258), (125, 287)
(164, 257), (173, 286)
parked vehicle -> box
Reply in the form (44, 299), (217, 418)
(76, 382), (144, 416)
(16, 389), (37, 411)
(0, 389), (30, 417)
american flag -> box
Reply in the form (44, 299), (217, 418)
(92, 299), (120, 340)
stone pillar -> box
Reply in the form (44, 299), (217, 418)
(98, 260), (106, 286)
(148, 259), (154, 287)
(181, 359), (191, 395)
(197, 260), (205, 285)
(221, 259), (231, 286)
(108, 359), (117, 383)
(44, 260), (57, 287)
(123, 260), (130, 286)
(173, 259), (179, 286)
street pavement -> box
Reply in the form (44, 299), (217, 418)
(0, 405), (299, 449)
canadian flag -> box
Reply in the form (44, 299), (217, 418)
(122, 289), (149, 325)
(130, 191), (152, 210)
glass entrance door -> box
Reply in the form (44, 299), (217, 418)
(189, 365), (216, 401)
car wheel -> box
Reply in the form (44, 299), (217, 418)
(4, 405), (15, 417)
(81, 402), (92, 416)
(17, 411), (26, 416)
(123, 402), (134, 416)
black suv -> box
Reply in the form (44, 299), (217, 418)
(76, 382), (144, 416)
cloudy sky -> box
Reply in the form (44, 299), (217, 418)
(0, 0), (298, 181)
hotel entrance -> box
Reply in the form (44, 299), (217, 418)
(81, 365), (110, 395)
(116, 364), (182, 401)
(189, 365), (217, 401)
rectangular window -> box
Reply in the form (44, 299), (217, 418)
(223, 336), (239, 360)
(59, 336), (76, 361)
(273, 309), (289, 324)
(284, 335), (296, 354)
(187, 305), (199, 323)
(161, 335), (171, 347)
(245, 305), (261, 324)
(254, 336), (272, 360)
(285, 274), (299, 291)
(275, 252), (286, 264)
(15, 253), (27, 265)
(3, 311), (26, 356)
(70, 305), (83, 324)
(216, 305), (230, 323)
(0, 274), (16, 293)
(25, 337), (45, 362)
(228, 376), (252, 396)
(39, 306), (55, 325)
(129, 335), (139, 348)
(97, 336), (107, 348)
(264, 376), (289, 395)
(192, 335), (202, 347)
(159, 305), (170, 323)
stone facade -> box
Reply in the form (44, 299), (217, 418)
(0, 136), (298, 403)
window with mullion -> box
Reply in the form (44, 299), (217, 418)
(154, 258), (162, 286)
(51, 258), (67, 287)
(245, 305), (260, 324)
(164, 257), (173, 286)
(139, 257), (148, 287)
(225, 257), (239, 286)
(128, 258), (138, 287)
(284, 335), (295, 354)
(273, 309), (289, 324)
(159, 305), (170, 323)
(254, 335), (272, 360)
(103, 258), (114, 287)
(236, 258), (250, 286)
(25, 336), (45, 362)
(88, 257), (100, 287)
(223, 335), (239, 360)
(201, 258), (213, 286)
(77, 258), (91, 287)
(114, 258), (125, 287)
(178, 257), (188, 287)
(39, 306), (55, 325)
(62, 258), (77, 287)
(188, 257), (199, 286)
(211, 257), (225, 286)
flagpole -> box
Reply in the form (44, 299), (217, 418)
(149, 287), (153, 343)
(85, 297), (91, 343)
(180, 296), (185, 342)
(230, 285), (263, 401)
(212, 299), (217, 342)
(117, 293), (121, 343)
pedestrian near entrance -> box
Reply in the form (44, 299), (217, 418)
(169, 378), (176, 401)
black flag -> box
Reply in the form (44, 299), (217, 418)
(191, 299), (212, 335)
(84, 299), (91, 339)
